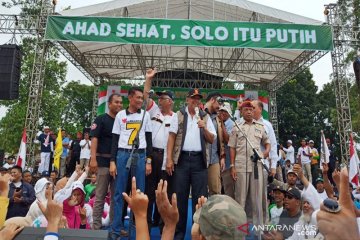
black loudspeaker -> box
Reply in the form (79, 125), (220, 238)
(0, 44), (21, 100)
(15, 227), (108, 240)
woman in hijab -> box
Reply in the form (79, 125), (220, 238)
(5, 177), (52, 227)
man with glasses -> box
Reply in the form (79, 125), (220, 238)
(167, 88), (216, 240)
(204, 92), (225, 195)
(143, 68), (176, 232)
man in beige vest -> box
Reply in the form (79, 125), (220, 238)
(228, 101), (270, 227)
(167, 88), (216, 240)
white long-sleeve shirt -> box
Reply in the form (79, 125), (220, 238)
(258, 117), (278, 170)
(283, 145), (295, 164)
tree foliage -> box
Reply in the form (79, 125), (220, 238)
(61, 81), (94, 134)
(277, 68), (360, 154)
(276, 69), (336, 146)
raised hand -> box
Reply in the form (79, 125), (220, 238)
(322, 163), (329, 174)
(37, 189), (63, 233)
(317, 168), (359, 240)
(122, 177), (148, 218)
(146, 67), (157, 80)
(79, 207), (87, 224)
(191, 196), (208, 240)
(155, 180), (179, 228)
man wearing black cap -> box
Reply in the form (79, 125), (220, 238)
(204, 92), (225, 195)
(264, 187), (302, 239)
(143, 68), (176, 231)
(167, 88), (216, 240)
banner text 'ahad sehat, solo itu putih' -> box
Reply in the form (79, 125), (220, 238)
(45, 16), (333, 51)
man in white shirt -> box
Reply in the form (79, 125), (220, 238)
(297, 139), (313, 185)
(79, 132), (91, 169)
(143, 68), (176, 231)
(252, 100), (278, 176)
(109, 87), (153, 240)
(287, 165), (322, 240)
(233, 96), (243, 121)
(252, 100), (278, 224)
(167, 88), (216, 240)
(315, 177), (328, 201)
(269, 185), (285, 225)
(282, 140), (295, 164)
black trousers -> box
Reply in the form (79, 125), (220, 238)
(145, 149), (174, 232)
(174, 152), (208, 240)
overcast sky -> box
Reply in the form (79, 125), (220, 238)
(0, 0), (336, 118)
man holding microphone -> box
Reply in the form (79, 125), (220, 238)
(166, 88), (216, 240)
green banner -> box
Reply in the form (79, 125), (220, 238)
(45, 16), (333, 51)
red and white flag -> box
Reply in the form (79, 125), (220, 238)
(349, 134), (360, 186)
(16, 128), (27, 170)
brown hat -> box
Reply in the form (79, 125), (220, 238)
(187, 88), (203, 98)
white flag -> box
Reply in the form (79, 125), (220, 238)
(320, 130), (330, 165)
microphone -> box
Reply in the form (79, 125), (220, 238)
(194, 106), (200, 121)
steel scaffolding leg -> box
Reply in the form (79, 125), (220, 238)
(326, 4), (352, 164)
(269, 90), (279, 141)
(91, 77), (101, 121)
(24, 0), (53, 169)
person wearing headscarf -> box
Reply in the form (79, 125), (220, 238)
(53, 167), (89, 229)
(4, 178), (51, 227)
(62, 181), (86, 229)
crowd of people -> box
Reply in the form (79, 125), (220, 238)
(0, 67), (359, 240)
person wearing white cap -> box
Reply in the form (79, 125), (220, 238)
(281, 140), (295, 164)
(37, 126), (54, 175)
(218, 102), (235, 199)
(287, 164), (323, 240)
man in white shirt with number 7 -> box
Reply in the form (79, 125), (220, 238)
(109, 87), (153, 240)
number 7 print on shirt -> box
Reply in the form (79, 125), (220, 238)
(126, 122), (141, 145)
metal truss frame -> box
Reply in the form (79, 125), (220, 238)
(23, 0), (53, 168)
(325, 3), (359, 164)
(0, 14), (39, 35)
(1, 1), (345, 160)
